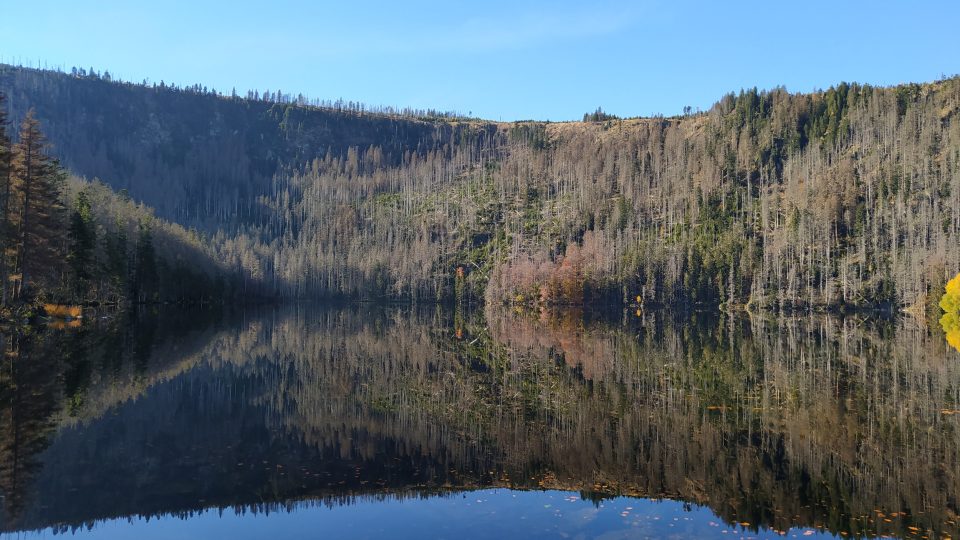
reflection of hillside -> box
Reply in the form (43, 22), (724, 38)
(56, 310), (245, 428)
(1, 306), (959, 538)
(0, 309), (241, 529)
(263, 307), (960, 538)
(480, 309), (960, 538)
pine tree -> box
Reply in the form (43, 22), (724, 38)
(9, 111), (66, 301)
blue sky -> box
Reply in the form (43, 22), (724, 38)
(1, 0), (958, 121)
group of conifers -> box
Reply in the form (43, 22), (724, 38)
(0, 92), (67, 314)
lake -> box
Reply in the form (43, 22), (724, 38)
(0, 305), (957, 539)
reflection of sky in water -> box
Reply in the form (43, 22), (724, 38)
(1, 490), (838, 540)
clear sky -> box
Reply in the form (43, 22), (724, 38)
(1, 0), (958, 121)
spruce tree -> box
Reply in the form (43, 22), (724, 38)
(131, 222), (158, 303)
(10, 111), (66, 301)
(103, 218), (127, 300)
(67, 188), (96, 298)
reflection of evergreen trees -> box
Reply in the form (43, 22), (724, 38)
(0, 307), (233, 530)
(1, 307), (958, 538)
(0, 329), (62, 524)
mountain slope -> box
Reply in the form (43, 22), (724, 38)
(0, 65), (498, 229)
(3, 65), (959, 310)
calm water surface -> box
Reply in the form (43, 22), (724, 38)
(0, 306), (957, 539)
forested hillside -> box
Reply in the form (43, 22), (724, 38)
(2, 64), (959, 311)
(0, 97), (229, 308)
(0, 65), (497, 229)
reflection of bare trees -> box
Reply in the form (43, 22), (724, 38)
(478, 309), (960, 537)
(177, 306), (959, 537)
(1, 306), (958, 538)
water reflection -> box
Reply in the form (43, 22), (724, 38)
(0, 305), (957, 538)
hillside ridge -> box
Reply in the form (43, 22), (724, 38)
(2, 65), (959, 311)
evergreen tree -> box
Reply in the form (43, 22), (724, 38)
(102, 217), (127, 299)
(9, 111), (66, 301)
(130, 222), (158, 302)
(67, 188), (96, 297)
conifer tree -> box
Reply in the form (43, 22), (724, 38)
(67, 188), (96, 297)
(10, 111), (66, 300)
(103, 217), (128, 298)
(131, 222), (158, 303)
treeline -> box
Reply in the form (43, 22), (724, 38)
(582, 106), (619, 122)
(59, 63), (470, 119)
(0, 94), (231, 310)
(3, 65), (960, 311)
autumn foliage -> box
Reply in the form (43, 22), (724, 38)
(42, 304), (81, 319)
(486, 231), (614, 306)
(939, 273), (960, 352)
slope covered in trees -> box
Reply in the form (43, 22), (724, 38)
(0, 93), (232, 309)
(0, 65), (497, 230)
(2, 64), (959, 311)
(226, 76), (960, 311)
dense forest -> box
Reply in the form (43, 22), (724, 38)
(2, 64), (959, 311)
(0, 93), (229, 310)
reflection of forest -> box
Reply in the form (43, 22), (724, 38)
(1, 306), (958, 538)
